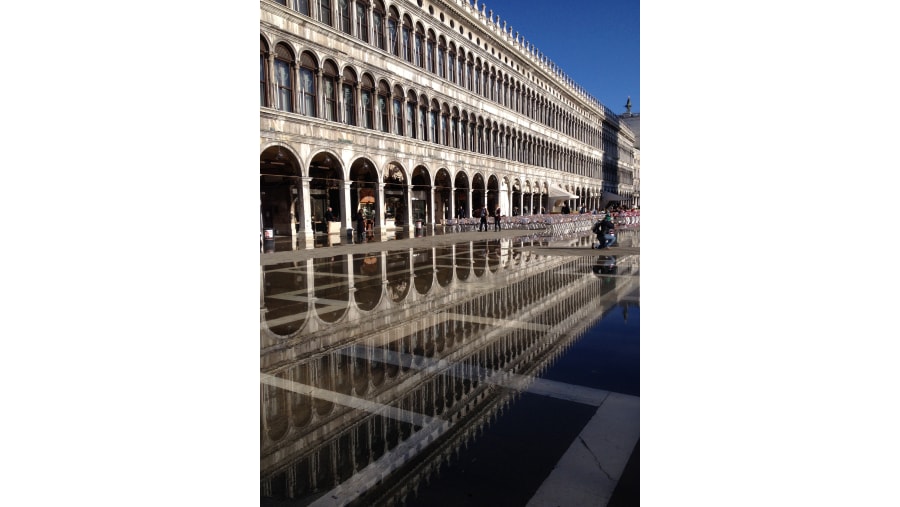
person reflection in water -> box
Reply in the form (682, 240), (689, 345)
(592, 255), (617, 276)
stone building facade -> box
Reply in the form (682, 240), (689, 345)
(260, 0), (637, 244)
(620, 101), (639, 209)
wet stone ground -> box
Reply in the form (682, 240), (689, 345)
(260, 228), (640, 506)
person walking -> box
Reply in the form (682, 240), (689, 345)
(355, 209), (366, 242)
(456, 206), (464, 219)
(494, 206), (502, 231)
(479, 206), (488, 231)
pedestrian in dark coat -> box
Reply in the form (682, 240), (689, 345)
(595, 215), (616, 249)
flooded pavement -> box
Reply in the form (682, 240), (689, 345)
(261, 228), (640, 506)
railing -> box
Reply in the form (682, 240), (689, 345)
(441, 211), (639, 235)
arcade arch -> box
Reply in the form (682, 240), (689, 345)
(383, 162), (408, 227)
(260, 145), (302, 236)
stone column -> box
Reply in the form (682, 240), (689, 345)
(449, 184), (456, 220)
(267, 51), (277, 109)
(341, 180), (353, 238)
(300, 176), (315, 248)
(406, 184), (414, 231)
(428, 186), (436, 227)
(376, 182), (386, 233)
(337, 73), (345, 124)
(367, 1), (375, 44)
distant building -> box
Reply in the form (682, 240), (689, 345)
(620, 97), (639, 208)
(261, 0), (637, 242)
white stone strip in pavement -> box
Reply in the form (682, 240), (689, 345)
(440, 312), (552, 332)
(259, 373), (436, 428)
(260, 312), (307, 330)
(522, 377), (614, 407)
(526, 392), (640, 507)
(265, 294), (346, 306)
(344, 344), (612, 408)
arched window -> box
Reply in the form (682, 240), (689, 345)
(274, 44), (294, 112)
(393, 86), (404, 135)
(477, 120), (484, 154)
(474, 60), (482, 95)
(486, 123), (497, 157)
(505, 130), (511, 160)
(440, 103), (450, 146)
(513, 82), (520, 113)
(338, 0), (351, 33)
(447, 43), (456, 84)
(460, 112), (468, 151)
(489, 70), (496, 101)
(377, 80), (389, 132)
(322, 61), (339, 121)
(387, 8), (400, 57)
(401, 17), (412, 62)
(414, 25), (425, 68)
(260, 38), (269, 107)
(428, 99), (439, 143)
(361, 74), (375, 129)
(437, 36), (446, 79)
(299, 52), (318, 117)
(492, 126), (499, 157)
(373, 1), (386, 50)
(342, 69), (357, 126)
(406, 91), (417, 139)
(294, 0), (310, 15)
(426, 31), (436, 73)
(355, 0), (369, 42)
(418, 95), (428, 141)
(451, 108), (459, 148)
(318, 0), (332, 26)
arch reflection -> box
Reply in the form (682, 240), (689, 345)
(352, 253), (383, 312)
(261, 264), (309, 337)
(313, 256), (349, 323)
(412, 247), (434, 295)
(385, 251), (411, 303)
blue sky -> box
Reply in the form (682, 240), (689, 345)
(480, 0), (639, 115)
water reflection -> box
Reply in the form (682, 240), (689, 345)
(261, 237), (639, 505)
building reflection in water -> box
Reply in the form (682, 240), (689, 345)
(260, 235), (639, 505)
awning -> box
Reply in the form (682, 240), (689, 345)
(359, 189), (375, 203)
(547, 184), (579, 201)
(601, 191), (625, 201)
